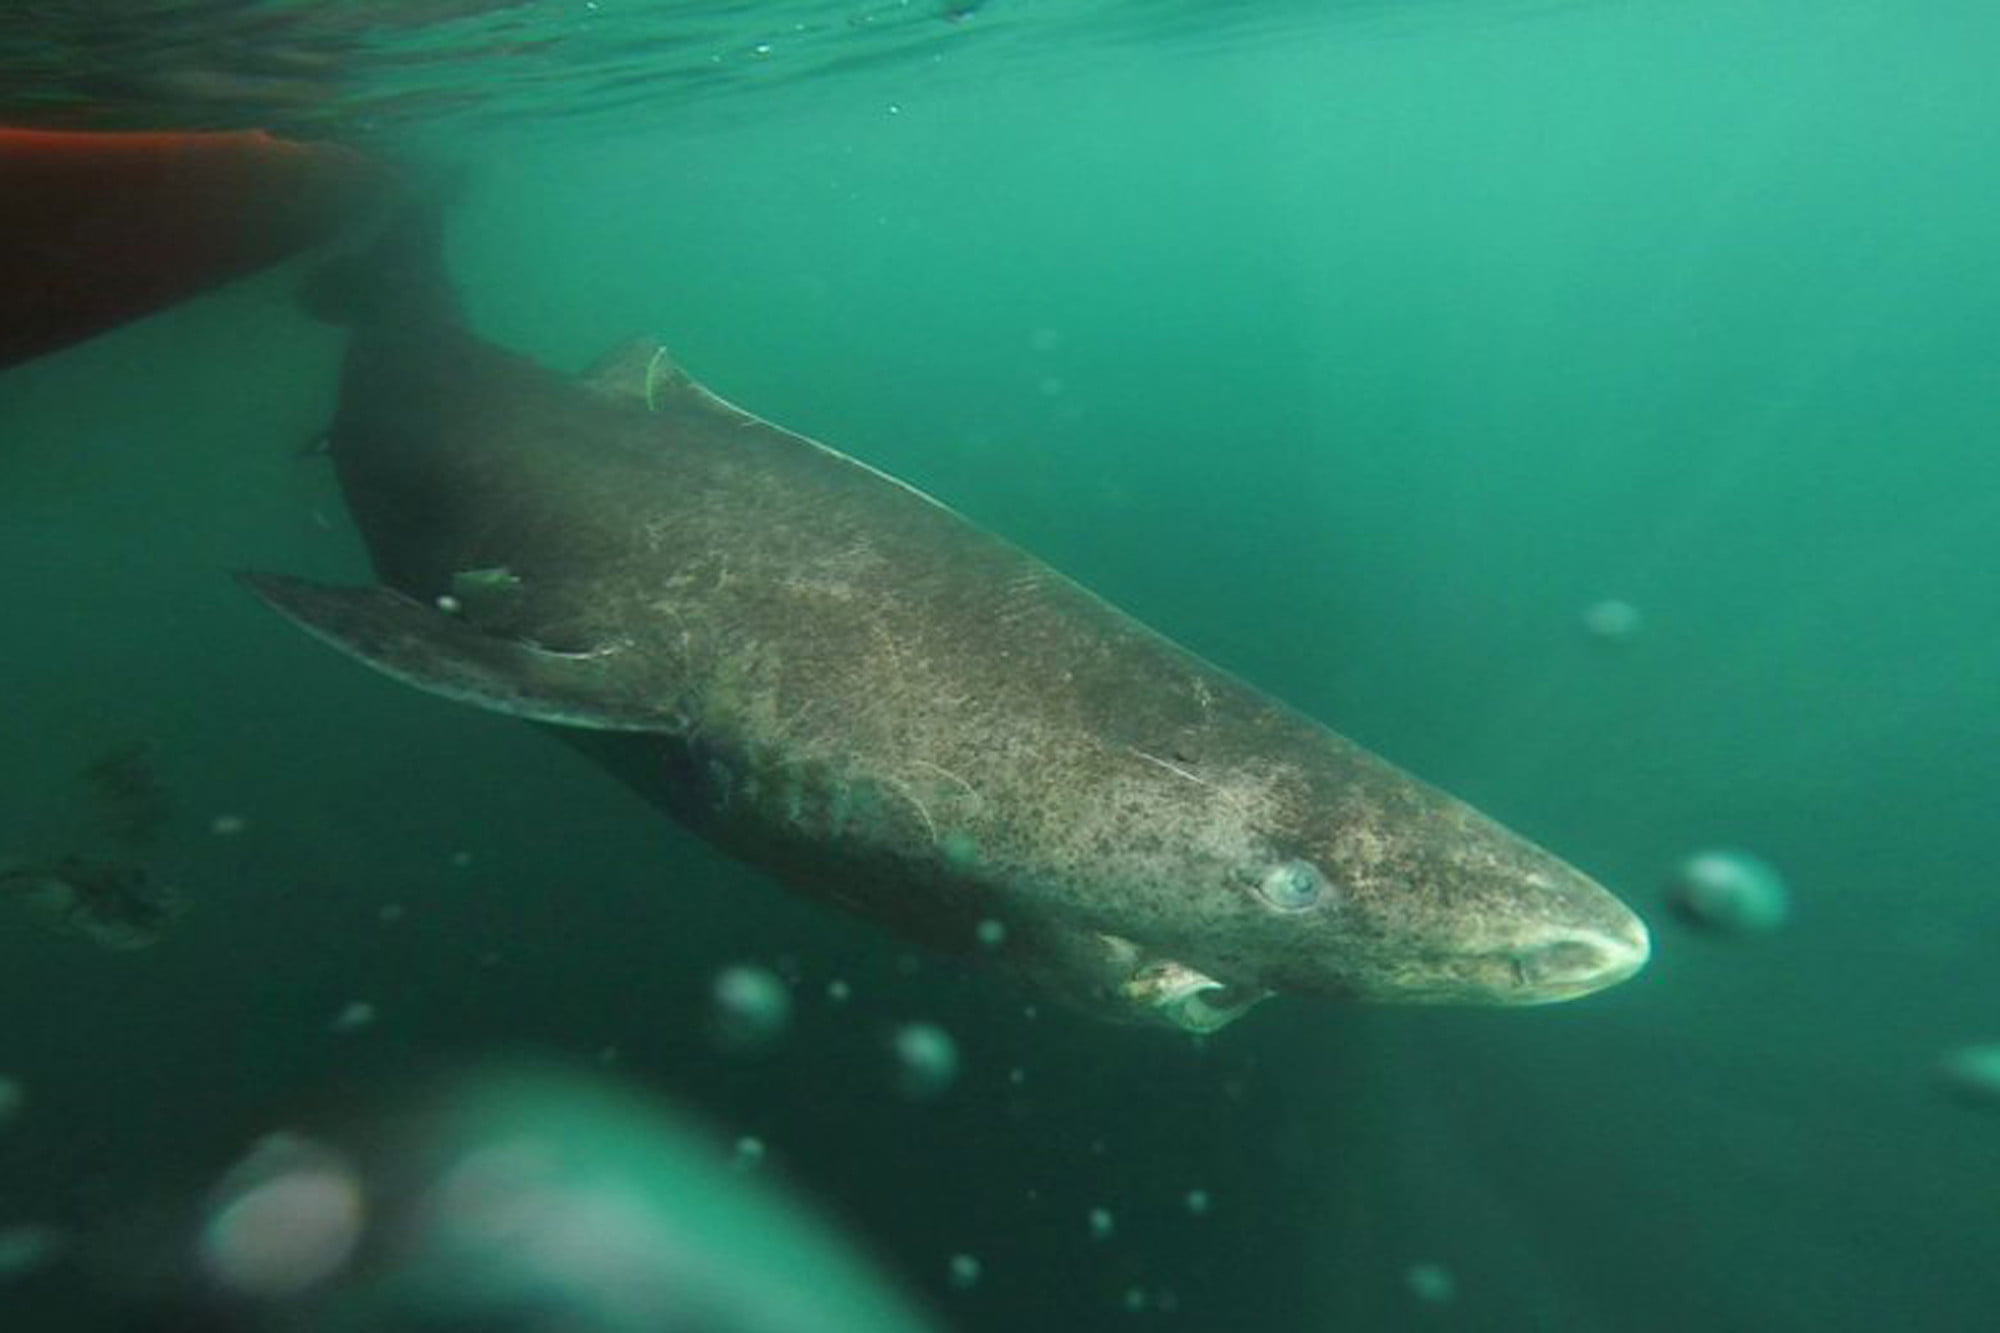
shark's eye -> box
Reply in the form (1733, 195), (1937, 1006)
(1256, 859), (1326, 912)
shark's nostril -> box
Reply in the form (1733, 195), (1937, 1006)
(1518, 938), (1607, 986)
(1512, 916), (1650, 998)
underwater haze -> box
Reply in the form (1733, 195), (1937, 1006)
(3, 0), (1999, 1329)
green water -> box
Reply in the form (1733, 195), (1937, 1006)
(4, 1), (1998, 1328)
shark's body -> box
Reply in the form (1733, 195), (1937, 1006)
(247, 213), (1647, 1031)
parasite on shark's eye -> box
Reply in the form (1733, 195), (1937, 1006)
(1256, 859), (1326, 912)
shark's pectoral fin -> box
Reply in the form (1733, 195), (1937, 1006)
(1119, 955), (1270, 1035)
(237, 572), (675, 733)
(1018, 925), (1271, 1034)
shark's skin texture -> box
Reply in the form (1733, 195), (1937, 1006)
(246, 215), (1648, 1032)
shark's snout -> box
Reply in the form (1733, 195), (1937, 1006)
(1506, 909), (1651, 1003)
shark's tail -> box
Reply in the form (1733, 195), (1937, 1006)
(301, 185), (461, 328)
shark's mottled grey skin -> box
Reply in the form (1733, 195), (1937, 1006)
(245, 213), (1648, 1031)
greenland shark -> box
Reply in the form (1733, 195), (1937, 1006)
(242, 208), (1649, 1033)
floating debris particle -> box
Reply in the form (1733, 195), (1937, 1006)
(199, 1134), (364, 1298)
(827, 978), (852, 1003)
(1667, 849), (1790, 935)
(210, 813), (250, 837)
(0, 1076), (21, 1128)
(1581, 598), (1643, 641)
(732, 1136), (767, 1171)
(974, 918), (1006, 949)
(0, 1224), (66, 1283)
(1184, 1188), (1211, 1217)
(710, 965), (792, 1051)
(890, 1022), (959, 1099)
(1936, 1043), (2000, 1111)
(329, 1002), (376, 1035)
(1404, 1261), (1457, 1305)
(941, 832), (981, 869)
(1088, 1206), (1115, 1241)
(947, 1252), (982, 1290)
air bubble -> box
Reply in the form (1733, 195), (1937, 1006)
(1404, 1261), (1456, 1305)
(890, 1022), (959, 1099)
(1937, 1043), (2000, 1111)
(0, 1224), (65, 1283)
(710, 965), (792, 1051)
(1581, 598), (1643, 641)
(329, 1002), (376, 1035)
(199, 1135), (364, 1298)
(1668, 850), (1790, 935)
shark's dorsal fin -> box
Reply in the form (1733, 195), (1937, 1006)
(582, 337), (753, 421)
(580, 336), (666, 404)
(582, 337), (968, 521)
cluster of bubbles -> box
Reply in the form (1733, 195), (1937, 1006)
(0, 1077), (64, 1287)
(707, 963), (961, 1100)
(1655, 848), (2000, 1116)
(1576, 599), (2000, 1114)
(175, 1067), (944, 1333)
(1572, 587), (2000, 1123)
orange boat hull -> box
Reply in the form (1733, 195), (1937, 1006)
(1, 128), (393, 368)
